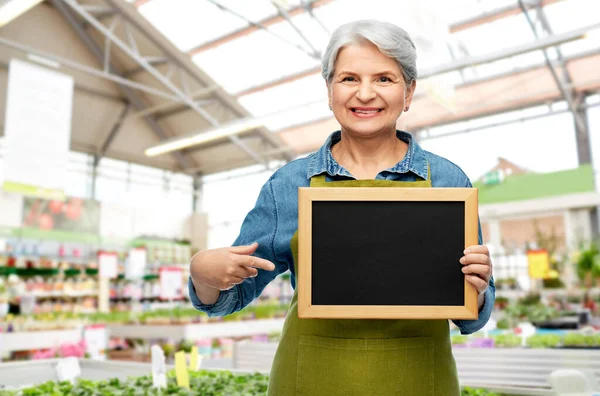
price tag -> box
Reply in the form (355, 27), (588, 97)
(56, 357), (81, 383)
(189, 346), (200, 371)
(175, 350), (190, 389)
(19, 294), (35, 315)
(98, 253), (118, 279)
(151, 345), (166, 389)
(159, 267), (183, 300)
(84, 325), (107, 360)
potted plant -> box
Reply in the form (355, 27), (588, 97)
(0, 278), (8, 318)
(574, 243), (600, 288)
(494, 296), (509, 310)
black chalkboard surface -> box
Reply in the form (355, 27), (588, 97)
(297, 187), (478, 320)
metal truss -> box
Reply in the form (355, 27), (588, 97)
(518, 0), (589, 148)
(63, 0), (277, 167)
(11, 0), (295, 171)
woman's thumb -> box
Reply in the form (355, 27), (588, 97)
(228, 242), (258, 255)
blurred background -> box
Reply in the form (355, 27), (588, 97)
(0, 0), (599, 395)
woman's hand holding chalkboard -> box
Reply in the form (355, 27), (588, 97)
(460, 245), (493, 295)
(190, 242), (276, 292)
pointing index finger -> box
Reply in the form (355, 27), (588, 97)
(243, 256), (275, 271)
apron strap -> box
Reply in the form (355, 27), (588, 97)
(310, 162), (431, 187)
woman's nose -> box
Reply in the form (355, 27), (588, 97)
(356, 82), (376, 102)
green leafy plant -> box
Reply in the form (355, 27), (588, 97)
(492, 334), (521, 348)
(0, 369), (499, 395)
(563, 333), (600, 347)
(461, 387), (500, 396)
(526, 334), (561, 349)
(451, 335), (469, 345)
(574, 243), (600, 287)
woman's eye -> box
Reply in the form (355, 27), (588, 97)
(342, 76), (356, 82)
(379, 76), (392, 83)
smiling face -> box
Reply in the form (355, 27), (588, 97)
(328, 41), (416, 138)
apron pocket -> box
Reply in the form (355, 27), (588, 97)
(296, 335), (434, 396)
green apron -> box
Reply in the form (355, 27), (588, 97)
(267, 167), (460, 396)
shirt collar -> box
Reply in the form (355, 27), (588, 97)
(307, 130), (428, 180)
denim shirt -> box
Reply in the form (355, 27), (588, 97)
(189, 130), (496, 335)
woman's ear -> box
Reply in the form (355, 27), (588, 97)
(404, 80), (417, 109)
(326, 82), (332, 110)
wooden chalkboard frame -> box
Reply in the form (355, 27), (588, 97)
(298, 187), (479, 320)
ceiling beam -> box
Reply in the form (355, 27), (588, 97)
(65, 0), (269, 166)
(517, 0), (587, 137)
(96, 103), (131, 163)
(449, 0), (563, 33)
(108, 0), (295, 160)
(274, 47), (600, 137)
(186, 0), (332, 57)
(234, 21), (597, 97)
(50, 0), (194, 170)
(235, 66), (320, 97)
(0, 60), (125, 102)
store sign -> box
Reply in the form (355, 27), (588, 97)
(159, 267), (183, 300)
(527, 249), (550, 279)
(2, 59), (73, 199)
(98, 252), (118, 279)
(126, 248), (147, 280)
(482, 170), (504, 186)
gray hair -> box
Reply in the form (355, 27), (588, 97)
(321, 20), (418, 85)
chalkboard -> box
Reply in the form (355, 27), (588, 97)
(297, 187), (479, 320)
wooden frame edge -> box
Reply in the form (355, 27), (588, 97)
(298, 187), (312, 318)
(297, 187), (480, 320)
(465, 188), (479, 318)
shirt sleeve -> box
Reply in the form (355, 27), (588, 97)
(451, 178), (496, 335)
(189, 177), (288, 317)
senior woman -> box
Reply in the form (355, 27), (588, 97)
(189, 20), (495, 396)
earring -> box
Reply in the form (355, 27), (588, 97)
(329, 103), (332, 111)
(404, 106), (409, 112)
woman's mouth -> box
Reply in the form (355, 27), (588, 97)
(350, 107), (383, 118)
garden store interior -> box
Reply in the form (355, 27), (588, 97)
(1, 0), (600, 395)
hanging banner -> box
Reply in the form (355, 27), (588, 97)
(21, 196), (100, 235)
(2, 59), (74, 199)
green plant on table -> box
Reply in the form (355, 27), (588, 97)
(526, 334), (561, 349)
(492, 334), (521, 348)
(461, 386), (500, 396)
(573, 243), (600, 287)
(451, 335), (469, 345)
(0, 368), (502, 395)
(563, 333), (600, 347)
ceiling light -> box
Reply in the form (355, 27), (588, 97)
(0, 0), (44, 28)
(145, 116), (266, 157)
(145, 99), (326, 157)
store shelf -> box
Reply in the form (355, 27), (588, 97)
(31, 291), (98, 298)
(0, 329), (82, 353)
(0, 358), (255, 389)
(108, 318), (285, 340)
(0, 358), (173, 389)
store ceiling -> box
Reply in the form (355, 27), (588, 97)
(0, 0), (598, 175)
